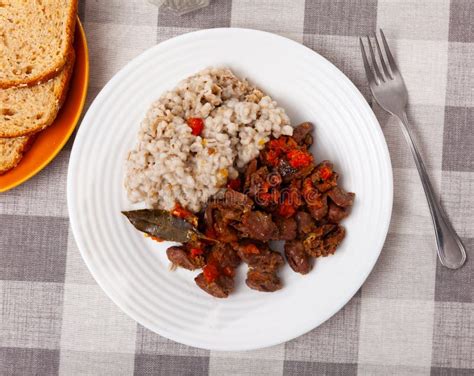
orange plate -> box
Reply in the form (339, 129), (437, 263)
(0, 18), (89, 192)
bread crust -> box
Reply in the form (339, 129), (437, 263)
(0, 1), (78, 89)
(0, 135), (36, 174)
(0, 50), (76, 138)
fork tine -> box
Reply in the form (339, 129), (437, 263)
(359, 38), (376, 84)
(366, 36), (384, 83)
(374, 32), (392, 79)
(379, 29), (399, 75)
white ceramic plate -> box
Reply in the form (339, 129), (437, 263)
(68, 28), (393, 351)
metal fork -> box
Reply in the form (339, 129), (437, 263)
(360, 29), (466, 269)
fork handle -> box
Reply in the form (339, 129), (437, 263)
(397, 111), (466, 269)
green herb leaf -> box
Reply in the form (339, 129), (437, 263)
(122, 209), (203, 243)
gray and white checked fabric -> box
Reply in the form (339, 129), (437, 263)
(1, 0), (473, 375)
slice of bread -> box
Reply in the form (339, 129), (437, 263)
(0, 0), (77, 88)
(0, 50), (75, 138)
(0, 135), (35, 174)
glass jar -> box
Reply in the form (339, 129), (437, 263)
(148, 0), (211, 15)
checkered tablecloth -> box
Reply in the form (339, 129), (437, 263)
(1, 0), (473, 375)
